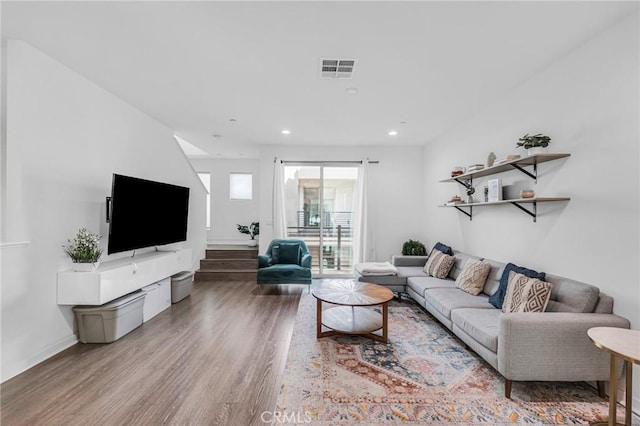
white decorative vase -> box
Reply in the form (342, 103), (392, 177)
(73, 262), (100, 272)
(527, 146), (547, 156)
(247, 239), (257, 247)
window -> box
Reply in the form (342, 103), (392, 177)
(230, 173), (252, 200)
(197, 172), (211, 229)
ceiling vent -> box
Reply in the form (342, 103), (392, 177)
(320, 58), (356, 79)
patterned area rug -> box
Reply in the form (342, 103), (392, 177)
(275, 284), (630, 425)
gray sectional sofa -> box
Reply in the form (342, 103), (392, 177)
(357, 250), (630, 398)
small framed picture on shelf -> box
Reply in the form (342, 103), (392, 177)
(487, 179), (502, 202)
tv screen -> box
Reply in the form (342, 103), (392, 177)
(108, 174), (190, 255)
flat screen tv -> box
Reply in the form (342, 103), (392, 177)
(107, 174), (190, 255)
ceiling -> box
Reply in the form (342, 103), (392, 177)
(2, 1), (637, 158)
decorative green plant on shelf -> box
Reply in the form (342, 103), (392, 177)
(402, 239), (427, 256)
(516, 133), (551, 150)
(466, 187), (475, 197)
(237, 222), (260, 239)
(63, 227), (103, 263)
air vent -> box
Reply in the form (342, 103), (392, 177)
(320, 58), (356, 79)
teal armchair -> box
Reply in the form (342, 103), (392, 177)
(257, 239), (312, 286)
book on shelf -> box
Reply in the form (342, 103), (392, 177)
(494, 154), (521, 165)
(445, 200), (465, 206)
(467, 164), (485, 172)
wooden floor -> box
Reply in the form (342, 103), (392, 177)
(1, 280), (304, 426)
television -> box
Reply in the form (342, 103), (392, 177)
(107, 174), (190, 255)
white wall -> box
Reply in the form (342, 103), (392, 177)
(190, 158), (260, 244)
(258, 145), (426, 262)
(0, 41), (207, 382)
(422, 13), (639, 410)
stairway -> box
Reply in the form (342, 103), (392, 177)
(195, 245), (258, 282)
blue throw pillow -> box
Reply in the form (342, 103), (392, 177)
(278, 242), (301, 264)
(271, 245), (280, 264)
(433, 242), (453, 255)
(489, 263), (546, 309)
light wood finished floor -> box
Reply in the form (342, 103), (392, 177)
(1, 280), (303, 426)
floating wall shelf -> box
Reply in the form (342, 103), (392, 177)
(439, 153), (571, 222)
(439, 197), (571, 222)
(439, 153), (571, 188)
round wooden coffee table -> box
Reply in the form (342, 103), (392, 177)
(312, 280), (394, 343)
(588, 327), (640, 426)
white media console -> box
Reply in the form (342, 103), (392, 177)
(57, 249), (191, 305)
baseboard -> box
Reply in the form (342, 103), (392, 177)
(1, 333), (78, 383)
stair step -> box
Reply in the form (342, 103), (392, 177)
(195, 269), (257, 281)
(205, 249), (258, 260)
(200, 259), (258, 270)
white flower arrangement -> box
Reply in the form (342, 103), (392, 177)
(63, 228), (103, 263)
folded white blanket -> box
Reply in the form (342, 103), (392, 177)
(354, 262), (398, 276)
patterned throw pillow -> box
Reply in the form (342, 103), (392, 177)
(503, 271), (552, 313)
(455, 259), (492, 295)
(423, 249), (456, 279)
(488, 263), (546, 309)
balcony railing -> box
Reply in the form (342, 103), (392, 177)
(288, 210), (352, 273)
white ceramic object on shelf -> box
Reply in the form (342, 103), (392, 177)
(248, 239), (257, 247)
(527, 147), (547, 156)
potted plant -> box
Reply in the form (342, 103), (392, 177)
(516, 133), (551, 156)
(237, 221), (259, 246)
(402, 239), (427, 256)
(466, 187), (475, 204)
(63, 227), (103, 271)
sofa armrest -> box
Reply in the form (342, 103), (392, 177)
(392, 255), (429, 267)
(301, 253), (312, 269)
(498, 312), (630, 381)
(258, 254), (271, 268)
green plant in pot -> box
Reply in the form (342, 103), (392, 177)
(63, 227), (103, 271)
(466, 186), (475, 204)
(516, 133), (551, 156)
(237, 222), (259, 246)
(402, 239), (427, 256)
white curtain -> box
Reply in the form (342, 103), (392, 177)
(352, 160), (375, 265)
(272, 158), (288, 239)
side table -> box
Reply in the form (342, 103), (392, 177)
(587, 327), (640, 426)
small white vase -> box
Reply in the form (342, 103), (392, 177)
(527, 146), (547, 156)
(247, 240), (257, 247)
(73, 262), (100, 272)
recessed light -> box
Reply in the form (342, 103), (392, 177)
(212, 134), (223, 140)
(400, 121), (407, 125)
(388, 130), (398, 136)
(281, 129), (291, 135)
(345, 87), (359, 95)
(229, 118), (237, 123)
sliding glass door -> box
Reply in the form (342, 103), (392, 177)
(283, 164), (358, 276)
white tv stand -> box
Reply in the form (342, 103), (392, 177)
(57, 249), (191, 305)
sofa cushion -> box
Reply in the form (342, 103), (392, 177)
(455, 259), (492, 295)
(480, 258), (506, 296)
(424, 288), (494, 320)
(432, 242), (454, 255)
(544, 274), (600, 313)
(257, 264), (311, 282)
(451, 308), (500, 353)
(503, 271), (552, 313)
(423, 250), (456, 279)
(448, 251), (482, 281)
(488, 263), (546, 309)
(396, 266), (428, 279)
(407, 276), (456, 299)
(278, 242), (301, 264)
